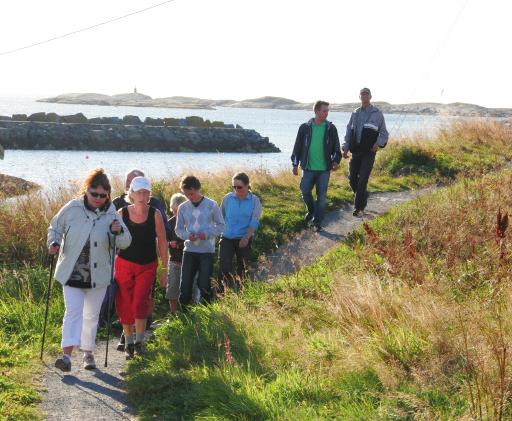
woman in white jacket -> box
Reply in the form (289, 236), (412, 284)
(47, 168), (131, 371)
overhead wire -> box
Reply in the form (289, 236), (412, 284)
(0, 0), (177, 57)
(389, 0), (470, 137)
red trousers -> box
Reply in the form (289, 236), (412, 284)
(115, 256), (157, 325)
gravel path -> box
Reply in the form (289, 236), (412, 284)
(253, 188), (432, 280)
(39, 188), (431, 420)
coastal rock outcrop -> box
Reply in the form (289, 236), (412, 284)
(0, 119), (280, 153)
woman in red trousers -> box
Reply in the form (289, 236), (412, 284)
(115, 176), (168, 358)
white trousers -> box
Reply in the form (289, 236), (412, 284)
(61, 285), (107, 351)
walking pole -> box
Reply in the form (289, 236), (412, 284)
(104, 235), (117, 367)
(40, 243), (58, 360)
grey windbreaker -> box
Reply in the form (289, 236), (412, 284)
(47, 198), (131, 287)
(342, 105), (389, 152)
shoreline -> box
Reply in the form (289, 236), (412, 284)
(0, 173), (39, 198)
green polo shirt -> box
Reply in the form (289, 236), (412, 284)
(307, 122), (327, 171)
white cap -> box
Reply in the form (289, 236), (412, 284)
(130, 176), (151, 192)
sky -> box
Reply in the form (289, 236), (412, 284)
(0, 0), (510, 107)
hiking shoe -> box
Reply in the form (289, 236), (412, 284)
(116, 333), (126, 351)
(125, 343), (135, 360)
(353, 209), (364, 218)
(304, 213), (314, 225)
(55, 355), (72, 372)
(83, 353), (96, 370)
(134, 342), (145, 356)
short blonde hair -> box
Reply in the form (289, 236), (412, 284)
(170, 193), (187, 209)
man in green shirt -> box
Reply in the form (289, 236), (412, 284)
(291, 101), (342, 232)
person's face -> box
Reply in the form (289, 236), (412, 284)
(315, 105), (329, 122)
(86, 186), (109, 209)
(125, 172), (141, 190)
(182, 188), (202, 202)
(360, 92), (371, 106)
(232, 179), (249, 198)
(131, 189), (150, 205)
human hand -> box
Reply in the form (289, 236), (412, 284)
(292, 167), (298, 176)
(371, 144), (379, 153)
(198, 232), (206, 241)
(189, 233), (197, 241)
(331, 163), (339, 171)
(48, 243), (60, 255)
(110, 219), (122, 234)
(343, 151), (349, 159)
(159, 270), (167, 288)
(239, 237), (249, 248)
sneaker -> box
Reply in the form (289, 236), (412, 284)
(125, 343), (135, 360)
(55, 355), (72, 372)
(353, 209), (364, 217)
(116, 333), (126, 351)
(83, 353), (96, 370)
(304, 213), (314, 225)
(313, 225), (323, 232)
(134, 342), (145, 356)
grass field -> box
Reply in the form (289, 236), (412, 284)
(0, 120), (511, 420)
(127, 169), (512, 420)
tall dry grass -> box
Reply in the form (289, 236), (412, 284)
(328, 171), (512, 419)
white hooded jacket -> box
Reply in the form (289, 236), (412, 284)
(47, 197), (131, 287)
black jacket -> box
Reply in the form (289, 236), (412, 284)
(291, 119), (341, 170)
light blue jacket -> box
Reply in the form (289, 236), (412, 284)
(221, 192), (262, 239)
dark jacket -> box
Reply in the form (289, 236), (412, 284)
(291, 119), (341, 170)
(168, 216), (184, 263)
(113, 193), (172, 241)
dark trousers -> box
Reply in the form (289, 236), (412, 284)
(180, 252), (214, 306)
(299, 169), (331, 226)
(219, 237), (251, 288)
(349, 152), (376, 211)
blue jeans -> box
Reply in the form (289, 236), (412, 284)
(179, 252), (214, 307)
(300, 170), (330, 226)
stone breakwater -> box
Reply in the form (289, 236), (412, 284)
(0, 120), (280, 153)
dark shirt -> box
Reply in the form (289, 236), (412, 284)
(168, 216), (184, 263)
(118, 206), (157, 265)
(113, 193), (172, 240)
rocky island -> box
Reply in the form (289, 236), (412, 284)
(0, 112), (280, 153)
(38, 92), (512, 117)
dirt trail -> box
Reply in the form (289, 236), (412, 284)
(39, 188), (431, 420)
(253, 188), (432, 280)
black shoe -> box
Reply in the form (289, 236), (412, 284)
(353, 209), (363, 217)
(313, 225), (323, 232)
(55, 355), (72, 372)
(134, 342), (145, 356)
(304, 213), (314, 224)
(116, 333), (126, 351)
(125, 343), (135, 360)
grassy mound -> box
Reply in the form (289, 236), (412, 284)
(126, 170), (512, 420)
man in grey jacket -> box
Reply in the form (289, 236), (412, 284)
(342, 88), (389, 217)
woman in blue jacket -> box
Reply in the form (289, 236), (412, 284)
(219, 172), (262, 289)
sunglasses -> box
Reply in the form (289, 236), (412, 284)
(88, 191), (108, 199)
(232, 185), (244, 190)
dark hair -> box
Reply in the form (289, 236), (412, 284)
(233, 172), (251, 190)
(80, 168), (111, 195)
(181, 175), (201, 190)
(314, 100), (329, 112)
